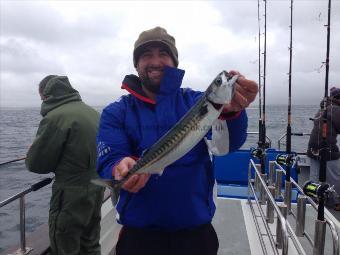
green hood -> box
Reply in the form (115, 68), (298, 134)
(40, 76), (81, 116)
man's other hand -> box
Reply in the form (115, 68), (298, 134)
(224, 70), (258, 112)
(113, 157), (151, 193)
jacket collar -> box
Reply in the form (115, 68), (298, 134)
(41, 93), (81, 116)
(121, 66), (185, 104)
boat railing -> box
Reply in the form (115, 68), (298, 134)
(0, 177), (54, 255)
(248, 159), (304, 255)
(248, 158), (339, 255)
(273, 161), (339, 255)
(277, 132), (311, 151)
(247, 131), (272, 148)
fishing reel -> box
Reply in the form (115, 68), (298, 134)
(257, 138), (270, 150)
(250, 147), (265, 160)
(302, 180), (338, 200)
(275, 154), (299, 167)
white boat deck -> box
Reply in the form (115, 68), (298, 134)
(100, 196), (340, 255)
(215, 198), (340, 255)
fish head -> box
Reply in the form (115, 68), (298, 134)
(206, 71), (237, 105)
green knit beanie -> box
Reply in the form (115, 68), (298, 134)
(133, 27), (178, 67)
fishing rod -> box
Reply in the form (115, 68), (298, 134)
(279, 0), (295, 213)
(274, 0), (298, 214)
(257, 0), (262, 125)
(302, 0), (332, 222)
(303, 1), (332, 254)
(262, 0), (267, 149)
(317, 0), (332, 222)
(0, 156), (26, 167)
(251, 0), (268, 176)
(285, 0), (293, 180)
(259, 0), (268, 175)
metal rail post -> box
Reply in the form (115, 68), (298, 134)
(284, 181), (292, 212)
(260, 173), (267, 205)
(276, 204), (288, 249)
(255, 164), (261, 192)
(266, 185), (275, 223)
(313, 220), (327, 255)
(20, 196), (26, 253)
(275, 169), (283, 198)
(295, 195), (307, 237)
(269, 161), (276, 186)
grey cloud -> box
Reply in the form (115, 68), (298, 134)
(212, 1), (340, 106)
(1, 38), (64, 74)
(1, 1), (121, 47)
(1, 1), (339, 108)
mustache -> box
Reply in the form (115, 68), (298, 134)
(146, 66), (164, 72)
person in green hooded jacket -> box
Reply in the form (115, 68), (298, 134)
(25, 75), (104, 255)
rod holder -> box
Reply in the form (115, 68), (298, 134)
(254, 164), (261, 192)
(247, 161), (252, 198)
(276, 204), (288, 249)
(275, 169), (283, 198)
(284, 181), (292, 212)
(255, 174), (259, 193)
(20, 196), (26, 253)
(260, 173), (267, 205)
(18, 196), (33, 255)
(295, 195), (307, 237)
(266, 185), (275, 223)
(313, 219), (326, 255)
(268, 161), (276, 186)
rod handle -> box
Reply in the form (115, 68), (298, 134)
(31, 178), (53, 191)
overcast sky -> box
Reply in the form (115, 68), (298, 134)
(1, 0), (339, 108)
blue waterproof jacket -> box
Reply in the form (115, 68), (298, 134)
(97, 67), (248, 230)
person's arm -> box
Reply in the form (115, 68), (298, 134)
(96, 101), (151, 192)
(220, 71), (256, 151)
(222, 70), (258, 113)
(188, 89), (248, 153)
(96, 101), (133, 179)
(330, 103), (340, 135)
(225, 110), (248, 152)
(191, 71), (255, 152)
(25, 117), (67, 173)
(188, 71), (254, 152)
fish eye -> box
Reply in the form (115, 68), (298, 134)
(215, 78), (222, 86)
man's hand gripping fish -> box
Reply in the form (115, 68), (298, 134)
(92, 71), (238, 205)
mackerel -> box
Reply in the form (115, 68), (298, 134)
(92, 71), (238, 205)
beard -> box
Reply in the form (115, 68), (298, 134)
(140, 76), (161, 94)
(138, 66), (163, 94)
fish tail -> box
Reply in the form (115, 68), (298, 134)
(111, 180), (123, 206)
(91, 178), (124, 206)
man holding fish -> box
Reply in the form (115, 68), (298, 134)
(96, 27), (258, 255)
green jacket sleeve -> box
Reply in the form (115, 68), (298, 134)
(25, 117), (67, 174)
